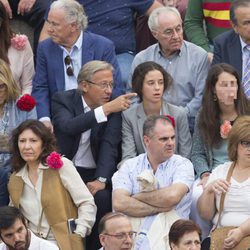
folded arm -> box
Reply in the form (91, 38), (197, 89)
(112, 189), (170, 217)
(132, 183), (189, 208)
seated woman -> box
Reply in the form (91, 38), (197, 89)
(8, 120), (96, 250)
(169, 219), (201, 250)
(0, 1), (34, 94)
(122, 61), (191, 160)
(190, 63), (250, 238)
(0, 59), (36, 206)
(198, 115), (250, 249)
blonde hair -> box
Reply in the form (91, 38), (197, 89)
(0, 58), (19, 101)
(228, 115), (250, 161)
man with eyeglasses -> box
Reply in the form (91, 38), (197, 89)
(51, 60), (136, 250)
(129, 6), (209, 133)
(98, 212), (135, 250)
(32, 0), (123, 132)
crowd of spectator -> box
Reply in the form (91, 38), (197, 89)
(0, 0), (250, 249)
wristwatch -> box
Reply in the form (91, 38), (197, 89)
(97, 177), (107, 183)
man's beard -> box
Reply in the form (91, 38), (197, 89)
(2, 229), (30, 250)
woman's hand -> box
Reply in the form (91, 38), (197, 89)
(206, 179), (230, 195)
(223, 227), (243, 249)
(198, 173), (210, 189)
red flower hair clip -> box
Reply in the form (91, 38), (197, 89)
(220, 120), (232, 139)
(164, 115), (175, 128)
(16, 94), (36, 111)
(46, 152), (63, 169)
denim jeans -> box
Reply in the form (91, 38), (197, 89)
(116, 52), (134, 89)
(0, 165), (10, 206)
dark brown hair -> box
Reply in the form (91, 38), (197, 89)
(132, 61), (173, 102)
(228, 115), (250, 161)
(11, 120), (57, 172)
(198, 63), (250, 148)
(0, 2), (13, 63)
(169, 219), (201, 247)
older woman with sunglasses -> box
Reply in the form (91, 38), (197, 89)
(0, 1), (34, 94)
(0, 59), (36, 206)
(198, 116), (250, 249)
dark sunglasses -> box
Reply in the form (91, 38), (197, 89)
(64, 55), (74, 76)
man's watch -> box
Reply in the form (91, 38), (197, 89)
(97, 177), (107, 183)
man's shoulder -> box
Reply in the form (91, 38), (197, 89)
(0, 243), (7, 250)
(214, 30), (238, 44)
(29, 231), (59, 249)
(134, 44), (159, 60)
(169, 154), (193, 168)
(83, 31), (114, 47)
(53, 89), (80, 101)
(183, 40), (207, 56)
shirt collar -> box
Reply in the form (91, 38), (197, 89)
(81, 96), (91, 112)
(15, 162), (49, 177)
(240, 36), (248, 52)
(144, 153), (172, 170)
(59, 31), (83, 54)
(157, 42), (183, 58)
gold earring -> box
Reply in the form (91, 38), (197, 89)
(213, 94), (217, 101)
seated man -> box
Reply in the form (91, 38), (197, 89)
(98, 212), (135, 250)
(112, 115), (194, 249)
(51, 60), (136, 250)
(32, 0), (123, 130)
(130, 7), (210, 133)
(0, 206), (58, 250)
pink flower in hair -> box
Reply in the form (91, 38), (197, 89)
(11, 34), (28, 50)
(220, 120), (232, 139)
(46, 152), (63, 169)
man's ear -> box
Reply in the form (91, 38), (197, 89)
(151, 30), (158, 40)
(79, 81), (89, 93)
(99, 234), (106, 247)
(69, 21), (78, 32)
(143, 135), (150, 147)
(230, 20), (238, 34)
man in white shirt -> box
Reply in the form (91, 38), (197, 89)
(0, 206), (58, 250)
(112, 115), (194, 248)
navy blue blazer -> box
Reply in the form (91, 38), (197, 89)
(51, 89), (122, 181)
(32, 31), (123, 119)
(212, 30), (242, 79)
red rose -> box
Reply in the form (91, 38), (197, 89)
(46, 152), (63, 169)
(16, 94), (36, 111)
(220, 120), (232, 139)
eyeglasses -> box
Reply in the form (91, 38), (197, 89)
(86, 80), (114, 90)
(64, 55), (74, 76)
(103, 231), (137, 240)
(156, 25), (183, 38)
(240, 140), (250, 149)
(0, 83), (6, 90)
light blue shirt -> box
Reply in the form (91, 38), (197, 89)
(240, 36), (249, 77)
(129, 41), (209, 118)
(112, 153), (194, 218)
(60, 32), (83, 91)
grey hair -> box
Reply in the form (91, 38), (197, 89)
(148, 6), (181, 31)
(77, 60), (114, 84)
(230, 0), (250, 25)
(50, 0), (88, 30)
(143, 115), (174, 137)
